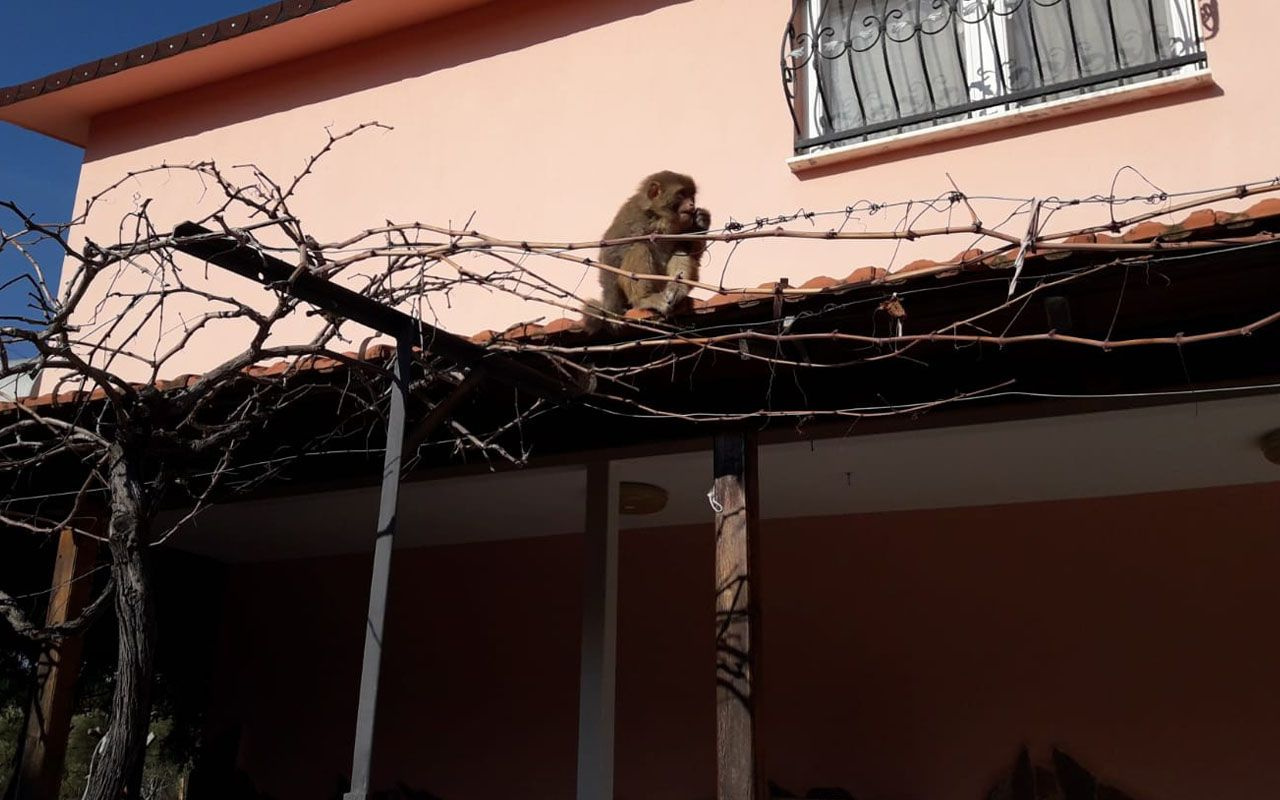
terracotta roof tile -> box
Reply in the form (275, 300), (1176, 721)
(497, 323), (546, 340)
(1245, 198), (1280, 219)
(126, 43), (159, 69)
(1121, 221), (1170, 242)
(705, 292), (754, 308)
(0, 344), (392, 412)
(844, 266), (887, 285)
(899, 258), (940, 274)
(800, 275), (840, 290)
(541, 318), (578, 335)
(1179, 209), (1218, 231)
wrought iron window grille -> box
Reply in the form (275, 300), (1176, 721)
(783, 0), (1208, 153)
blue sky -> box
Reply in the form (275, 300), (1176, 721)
(0, 1), (265, 341)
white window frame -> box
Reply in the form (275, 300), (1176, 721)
(791, 0), (1204, 149)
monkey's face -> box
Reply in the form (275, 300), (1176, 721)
(676, 194), (696, 224)
(668, 190), (698, 229)
(641, 174), (701, 231)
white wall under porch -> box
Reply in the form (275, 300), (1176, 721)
(173, 391), (1280, 562)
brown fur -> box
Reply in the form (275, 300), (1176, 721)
(584, 170), (710, 332)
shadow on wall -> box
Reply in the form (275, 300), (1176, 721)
(1200, 0), (1220, 39)
(983, 748), (1138, 800)
(88, 0), (696, 161)
(769, 747), (1138, 799)
(189, 762), (445, 800)
(189, 746), (1136, 800)
(326, 779), (445, 800)
(186, 714), (450, 800)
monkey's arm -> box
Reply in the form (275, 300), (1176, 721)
(654, 253), (697, 315)
(617, 243), (664, 308)
(659, 211), (708, 312)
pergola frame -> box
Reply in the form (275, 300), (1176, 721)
(14, 217), (1280, 800)
(168, 224), (768, 800)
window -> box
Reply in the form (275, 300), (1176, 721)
(783, 0), (1207, 153)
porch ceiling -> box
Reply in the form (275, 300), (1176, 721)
(169, 392), (1280, 562)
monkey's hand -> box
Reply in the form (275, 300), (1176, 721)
(660, 271), (691, 316)
(692, 208), (711, 232)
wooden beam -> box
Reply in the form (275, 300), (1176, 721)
(713, 431), (764, 800)
(576, 461), (619, 800)
(171, 222), (589, 401)
(402, 370), (486, 462)
(14, 524), (101, 800)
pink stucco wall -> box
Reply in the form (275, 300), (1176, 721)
(208, 482), (1280, 800)
(64, 0), (1267, 378)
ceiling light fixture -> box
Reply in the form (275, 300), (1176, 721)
(619, 482), (667, 515)
(1262, 429), (1280, 466)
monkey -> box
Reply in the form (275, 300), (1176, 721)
(583, 170), (711, 333)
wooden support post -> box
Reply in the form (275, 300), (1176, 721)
(14, 525), (100, 800)
(712, 431), (764, 800)
(576, 461), (619, 800)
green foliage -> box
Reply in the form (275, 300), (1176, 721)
(0, 704), (190, 800)
(0, 704), (23, 790)
(58, 709), (107, 800)
(58, 713), (191, 800)
(1, 547), (216, 799)
(139, 718), (190, 800)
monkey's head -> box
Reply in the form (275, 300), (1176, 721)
(640, 171), (699, 231)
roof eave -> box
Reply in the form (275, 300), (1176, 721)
(0, 0), (495, 147)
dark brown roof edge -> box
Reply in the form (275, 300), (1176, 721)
(0, 0), (352, 110)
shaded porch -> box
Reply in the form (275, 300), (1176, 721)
(175, 393), (1280, 799)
